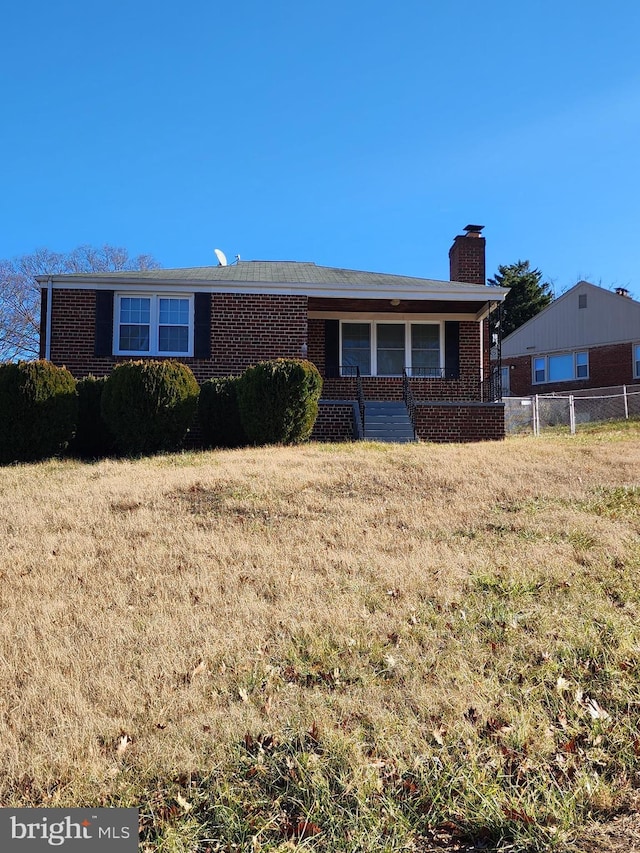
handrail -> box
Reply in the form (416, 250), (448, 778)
(355, 366), (365, 433)
(480, 372), (502, 402)
(327, 365), (502, 408)
(402, 368), (417, 438)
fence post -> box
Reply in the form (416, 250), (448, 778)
(569, 394), (576, 435)
(534, 395), (539, 437)
(623, 385), (629, 420)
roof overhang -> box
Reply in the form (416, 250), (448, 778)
(36, 273), (507, 309)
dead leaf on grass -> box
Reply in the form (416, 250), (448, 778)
(585, 697), (610, 720)
(285, 818), (322, 840)
(502, 805), (534, 825)
(176, 793), (192, 812)
(116, 733), (132, 755)
(432, 726), (446, 745)
(191, 660), (207, 680)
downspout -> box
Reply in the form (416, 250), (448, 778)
(45, 276), (53, 361)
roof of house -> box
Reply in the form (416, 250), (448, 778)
(501, 281), (640, 357)
(37, 260), (507, 305)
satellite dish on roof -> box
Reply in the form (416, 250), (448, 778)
(214, 248), (228, 267)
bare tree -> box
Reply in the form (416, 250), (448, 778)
(0, 245), (160, 361)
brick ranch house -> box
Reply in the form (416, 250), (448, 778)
(38, 225), (508, 443)
(500, 280), (640, 396)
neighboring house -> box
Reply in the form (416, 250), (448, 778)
(500, 281), (640, 396)
(38, 225), (508, 442)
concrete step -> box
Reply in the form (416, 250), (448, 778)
(363, 401), (416, 442)
(365, 404), (407, 412)
(366, 414), (411, 422)
(365, 426), (415, 435)
(364, 436), (415, 443)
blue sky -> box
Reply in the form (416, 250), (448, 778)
(3, 1), (640, 296)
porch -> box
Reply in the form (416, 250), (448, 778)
(306, 291), (505, 442)
(311, 370), (504, 444)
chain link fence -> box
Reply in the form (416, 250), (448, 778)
(503, 384), (640, 435)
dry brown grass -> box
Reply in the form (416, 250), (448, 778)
(1, 426), (639, 850)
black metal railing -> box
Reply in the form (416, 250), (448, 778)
(324, 365), (361, 378)
(403, 366), (450, 379)
(325, 365), (503, 404)
(402, 369), (417, 439)
(480, 371), (503, 402)
(355, 367), (365, 432)
(325, 366), (458, 379)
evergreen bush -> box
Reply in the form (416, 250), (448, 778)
(237, 358), (322, 445)
(71, 375), (115, 458)
(101, 361), (199, 455)
(198, 376), (247, 448)
(0, 360), (78, 463)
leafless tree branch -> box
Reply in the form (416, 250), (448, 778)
(0, 245), (161, 361)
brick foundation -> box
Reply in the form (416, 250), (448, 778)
(414, 402), (504, 442)
(311, 401), (359, 442)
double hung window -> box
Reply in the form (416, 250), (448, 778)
(410, 324), (441, 377)
(376, 324), (405, 375)
(115, 294), (193, 356)
(341, 323), (371, 376)
(340, 321), (442, 376)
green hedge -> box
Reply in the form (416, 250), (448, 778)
(101, 361), (199, 455)
(0, 360), (78, 463)
(236, 359), (322, 445)
(198, 376), (247, 448)
(71, 375), (115, 458)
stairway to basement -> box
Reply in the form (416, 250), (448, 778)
(363, 401), (416, 443)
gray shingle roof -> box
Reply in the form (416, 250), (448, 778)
(39, 260), (495, 293)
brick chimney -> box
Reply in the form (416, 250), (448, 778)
(449, 224), (486, 285)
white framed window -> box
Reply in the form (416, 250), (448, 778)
(340, 321), (443, 376)
(576, 351), (588, 378)
(501, 365), (510, 395)
(114, 294), (194, 357)
(634, 344), (640, 379)
(532, 351), (589, 384)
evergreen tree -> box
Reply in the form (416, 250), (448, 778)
(489, 260), (553, 339)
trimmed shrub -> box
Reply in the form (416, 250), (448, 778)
(71, 375), (116, 458)
(0, 360), (78, 463)
(198, 376), (247, 448)
(237, 358), (322, 445)
(101, 360), (199, 455)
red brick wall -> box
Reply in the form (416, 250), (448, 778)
(449, 232), (486, 285)
(48, 289), (108, 377)
(505, 342), (637, 396)
(208, 293), (307, 379)
(414, 402), (504, 442)
(311, 402), (357, 441)
(47, 289), (308, 381)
